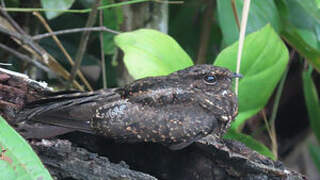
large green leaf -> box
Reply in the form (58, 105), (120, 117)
(279, 0), (320, 72)
(217, 0), (280, 46)
(282, 27), (320, 72)
(0, 116), (52, 180)
(114, 29), (194, 79)
(214, 24), (289, 129)
(224, 129), (275, 160)
(302, 67), (320, 143)
(285, 0), (320, 29)
(41, 0), (75, 19)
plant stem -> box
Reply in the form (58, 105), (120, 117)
(235, 0), (251, 96)
(231, 0), (240, 30)
(3, 0), (151, 13)
(69, 0), (100, 85)
(99, 9), (107, 89)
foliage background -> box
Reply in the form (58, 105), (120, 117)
(1, 0), (320, 179)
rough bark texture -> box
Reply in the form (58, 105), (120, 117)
(31, 139), (156, 180)
(62, 131), (306, 180)
(0, 68), (307, 180)
(0, 68), (50, 123)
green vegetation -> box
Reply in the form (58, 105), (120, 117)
(1, 0), (320, 177)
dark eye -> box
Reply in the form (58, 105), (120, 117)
(204, 74), (217, 84)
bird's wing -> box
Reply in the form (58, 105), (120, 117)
(117, 77), (192, 107)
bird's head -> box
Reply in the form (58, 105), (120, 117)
(171, 64), (239, 125)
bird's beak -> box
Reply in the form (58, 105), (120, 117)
(232, 72), (243, 78)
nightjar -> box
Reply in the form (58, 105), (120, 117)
(18, 65), (240, 150)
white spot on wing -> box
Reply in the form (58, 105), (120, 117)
(95, 100), (129, 121)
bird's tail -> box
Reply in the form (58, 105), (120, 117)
(15, 92), (104, 138)
(0, 68), (100, 138)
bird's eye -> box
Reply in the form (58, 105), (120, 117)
(204, 74), (217, 84)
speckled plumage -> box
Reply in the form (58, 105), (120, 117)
(18, 65), (238, 150)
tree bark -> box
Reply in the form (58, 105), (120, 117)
(31, 139), (156, 180)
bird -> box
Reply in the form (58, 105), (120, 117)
(17, 64), (240, 150)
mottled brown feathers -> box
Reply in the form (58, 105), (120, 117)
(18, 65), (238, 150)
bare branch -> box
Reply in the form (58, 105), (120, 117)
(99, 9), (107, 88)
(0, 42), (51, 73)
(32, 26), (120, 40)
(0, 11), (83, 90)
(0, 6), (48, 59)
(69, 0), (100, 85)
(33, 12), (93, 91)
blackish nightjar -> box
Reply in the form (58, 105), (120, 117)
(17, 65), (240, 150)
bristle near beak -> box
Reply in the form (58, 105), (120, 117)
(232, 72), (243, 78)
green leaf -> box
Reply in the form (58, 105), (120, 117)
(0, 116), (53, 180)
(302, 67), (320, 143)
(41, 0), (75, 20)
(224, 129), (275, 160)
(282, 27), (320, 72)
(309, 144), (320, 172)
(296, 28), (320, 50)
(316, 0), (320, 8)
(285, 0), (320, 29)
(214, 24), (289, 129)
(0, 160), (17, 179)
(279, 0), (320, 72)
(217, 0), (280, 46)
(114, 29), (194, 79)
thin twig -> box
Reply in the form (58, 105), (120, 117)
(32, 26), (120, 40)
(0, 4), (25, 34)
(2, 0), (183, 14)
(235, 0), (251, 96)
(99, 9), (107, 88)
(267, 50), (294, 160)
(195, 0), (213, 65)
(3, 0), (151, 13)
(0, 6), (48, 61)
(269, 70), (289, 126)
(0, 42), (50, 72)
(0, 12), (83, 90)
(69, 0), (100, 85)
(231, 0), (240, 30)
(0, 24), (46, 59)
(0, 25), (23, 39)
(261, 110), (278, 160)
(269, 50), (294, 126)
(33, 12), (93, 91)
